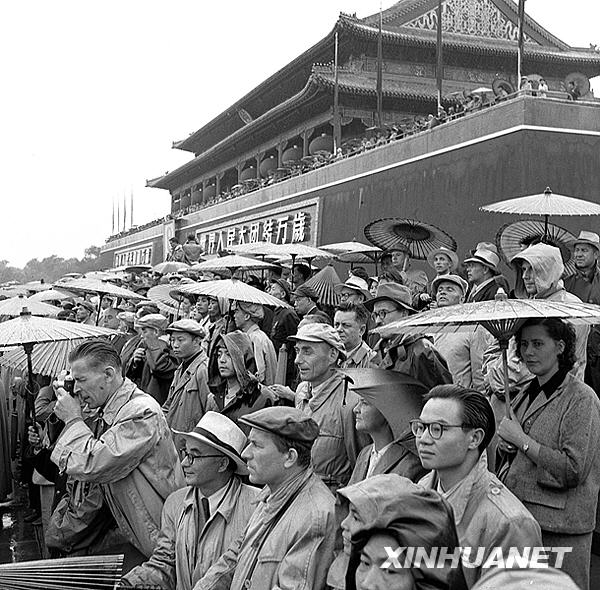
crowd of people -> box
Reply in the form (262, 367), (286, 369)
(3, 226), (600, 589)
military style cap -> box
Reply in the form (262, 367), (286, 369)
(239, 407), (320, 447)
(288, 323), (345, 357)
(136, 313), (168, 331)
(166, 318), (205, 338)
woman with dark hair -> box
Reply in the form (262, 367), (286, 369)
(497, 317), (600, 590)
(342, 474), (467, 590)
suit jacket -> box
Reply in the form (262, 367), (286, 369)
(466, 274), (510, 302)
(347, 437), (427, 486)
(162, 351), (210, 433)
(501, 373), (600, 534)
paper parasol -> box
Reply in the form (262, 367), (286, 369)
(319, 241), (381, 256)
(481, 187), (600, 241)
(364, 218), (457, 260)
(21, 281), (51, 293)
(375, 290), (600, 414)
(496, 220), (577, 277)
(0, 295), (60, 320)
(176, 279), (291, 308)
(190, 255), (277, 272)
(152, 261), (191, 275)
(303, 265), (343, 307)
(29, 289), (72, 303)
(146, 285), (181, 316)
(0, 308), (117, 420)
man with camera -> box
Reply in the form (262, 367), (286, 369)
(51, 339), (184, 560)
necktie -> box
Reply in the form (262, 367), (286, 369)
(201, 496), (210, 522)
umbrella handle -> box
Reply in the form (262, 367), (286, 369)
(96, 294), (104, 326)
(500, 341), (511, 418)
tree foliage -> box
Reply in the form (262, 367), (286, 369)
(0, 246), (105, 285)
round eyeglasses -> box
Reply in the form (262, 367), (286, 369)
(410, 419), (467, 440)
(179, 449), (223, 465)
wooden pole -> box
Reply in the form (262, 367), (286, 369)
(517, 0), (526, 88)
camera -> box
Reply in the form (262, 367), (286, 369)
(63, 375), (75, 396)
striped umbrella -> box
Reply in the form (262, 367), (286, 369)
(0, 295), (60, 321)
(364, 218), (456, 260)
(303, 265), (343, 307)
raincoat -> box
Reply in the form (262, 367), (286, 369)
(195, 468), (336, 590)
(333, 474), (468, 590)
(163, 349), (210, 434)
(51, 378), (185, 557)
(295, 372), (366, 490)
(245, 323), (277, 385)
(419, 455), (542, 588)
(485, 244), (589, 394)
(123, 477), (260, 590)
(375, 333), (453, 389)
(207, 331), (274, 431)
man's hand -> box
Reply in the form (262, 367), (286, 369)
(132, 347), (146, 362)
(267, 384), (296, 402)
(28, 425), (43, 453)
(54, 388), (83, 424)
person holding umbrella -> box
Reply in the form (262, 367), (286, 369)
(496, 318), (600, 590)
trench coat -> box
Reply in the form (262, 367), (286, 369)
(51, 379), (185, 557)
(295, 372), (366, 490)
(163, 351), (210, 434)
(195, 468), (336, 590)
(501, 373), (600, 534)
(124, 477), (260, 590)
(419, 456), (541, 588)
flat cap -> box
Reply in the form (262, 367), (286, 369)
(166, 318), (205, 338)
(136, 313), (168, 331)
(76, 300), (95, 314)
(288, 322), (345, 357)
(236, 301), (264, 321)
(239, 407), (319, 448)
(117, 311), (136, 325)
(292, 284), (319, 301)
(431, 274), (469, 296)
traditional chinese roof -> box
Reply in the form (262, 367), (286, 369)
(148, 68), (449, 191)
(171, 2), (599, 158)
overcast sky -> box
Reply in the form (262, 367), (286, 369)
(1, 0), (598, 267)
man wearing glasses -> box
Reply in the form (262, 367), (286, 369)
(333, 275), (371, 305)
(122, 412), (259, 589)
(365, 282), (451, 389)
(414, 384), (541, 588)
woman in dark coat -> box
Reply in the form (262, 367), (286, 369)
(497, 318), (600, 590)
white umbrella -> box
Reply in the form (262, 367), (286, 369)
(190, 255), (277, 272)
(319, 241), (381, 256)
(177, 279), (291, 308)
(29, 289), (72, 303)
(481, 187), (600, 241)
(376, 290), (600, 414)
(152, 261), (190, 275)
(0, 295), (60, 320)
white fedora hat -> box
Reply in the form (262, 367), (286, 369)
(173, 411), (248, 475)
(573, 230), (600, 251)
(334, 275), (371, 300)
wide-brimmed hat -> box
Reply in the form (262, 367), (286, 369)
(431, 274), (469, 296)
(573, 230), (600, 251)
(363, 282), (415, 314)
(463, 247), (500, 274)
(334, 276), (371, 300)
(172, 411), (248, 475)
(426, 246), (458, 271)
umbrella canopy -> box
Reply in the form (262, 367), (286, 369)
(21, 281), (51, 293)
(0, 310), (117, 348)
(230, 242), (333, 261)
(481, 187), (600, 217)
(177, 279), (291, 308)
(28, 289), (72, 303)
(0, 287), (28, 299)
(496, 220), (577, 277)
(54, 278), (143, 300)
(190, 255), (277, 272)
(375, 291), (600, 413)
(303, 265), (342, 307)
(319, 241), (381, 256)
(124, 264), (153, 273)
(0, 295), (60, 320)
(364, 218), (457, 260)
(470, 86), (493, 94)
(146, 285), (180, 316)
(152, 261), (190, 275)
(337, 252), (379, 265)
(0, 338), (94, 376)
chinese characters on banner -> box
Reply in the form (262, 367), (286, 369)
(114, 245), (153, 267)
(199, 211), (312, 255)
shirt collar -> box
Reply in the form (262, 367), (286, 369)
(101, 378), (138, 425)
